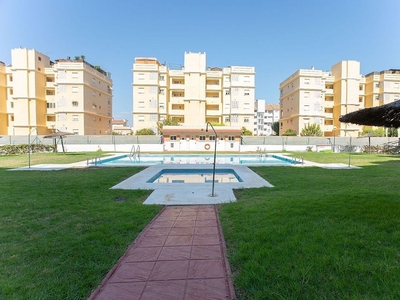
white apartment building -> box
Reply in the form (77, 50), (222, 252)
(1, 48), (113, 135)
(0, 61), (6, 135)
(253, 99), (280, 136)
(132, 52), (255, 133)
(279, 61), (365, 137)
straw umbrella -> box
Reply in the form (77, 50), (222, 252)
(339, 100), (400, 128)
(43, 131), (74, 153)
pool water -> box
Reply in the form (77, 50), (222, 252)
(147, 168), (243, 183)
(96, 154), (298, 166)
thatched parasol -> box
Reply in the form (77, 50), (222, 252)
(43, 131), (74, 153)
(339, 100), (400, 128)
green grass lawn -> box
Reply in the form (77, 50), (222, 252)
(0, 160), (162, 299)
(219, 154), (400, 299)
(1, 152), (400, 299)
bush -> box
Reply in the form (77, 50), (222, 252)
(0, 144), (55, 155)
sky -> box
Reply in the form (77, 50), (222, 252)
(1, 0), (399, 126)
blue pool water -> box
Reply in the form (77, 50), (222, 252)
(95, 154), (299, 166)
(147, 168), (243, 183)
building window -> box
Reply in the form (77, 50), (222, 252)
(304, 92), (310, 98)
(231, 115), (238, 122)
(244, 76), (250, 83)
(107, 98), (111, 105)
(72, 86), (78, 93)
(38, 56), (41, 61)
(304, 78), (310, 85)
(138, 88), (145, 94)
(138, 101), (145, 108)
(73, 129), (79, 135)
(159, 89), (164, 95)
(304, 104), (310, 111)
(92, 78), (96, 83)
(159, 75), (165, 81)
(71, 72), (78, 78)
(10, 102), (14, 108)
(72, 101), (78, 107)
(394, 83), (399, 89)
(92, 91), (96, 96)
(72, 115), (78, 121)
(170, 135), (177, 140)
(93, 104), (97, 109)
(225, 90), (230, 95)
(199, 136), (206, 141)
(225, 117), (230, 123)
(244, 117), (250, 123)
(46, 102), (55, 109)
(93, 117), (96, 122)
(244, 102), (250, 110)
(375, 83), (380, 88)
(244, 90), (250, 96)
(138, 73), (145, 80)
(138, 115), (145, 122)
(228, 136), (234, 141)
(209, 136), (216, 141)
(150, 114), (158, 121)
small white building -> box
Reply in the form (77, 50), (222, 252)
(253, 99), (280, 136)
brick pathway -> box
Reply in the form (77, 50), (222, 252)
(89, 205), (235, 300)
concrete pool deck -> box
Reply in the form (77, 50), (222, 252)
(111, 164), (274, 205)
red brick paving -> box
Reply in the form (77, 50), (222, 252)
(89, 205), (235, 300)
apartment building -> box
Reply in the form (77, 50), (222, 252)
(279, 61), (365, 137)
(1, 48), (113, 135)
(132, 52), (255, 133)
(253, 99), (280, 136)
(0, 61), (6, 135)
(365, 69), (400, 109)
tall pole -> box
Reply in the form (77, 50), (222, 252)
(333, 126), (336, 152)
(206, 122), (217, 197)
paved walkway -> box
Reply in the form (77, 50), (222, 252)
(89, 205), (235, 300)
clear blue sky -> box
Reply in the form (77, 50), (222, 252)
(1, 0), (399, 126)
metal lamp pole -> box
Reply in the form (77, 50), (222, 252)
(333, 126), (336, 152)
(206, 122), (217, 197)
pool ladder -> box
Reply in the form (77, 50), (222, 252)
(130, 145), (141, 161)
(87, 155), (101, 166)
(291, 156), (304, 165)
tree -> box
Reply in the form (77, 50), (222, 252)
(241, 127), (252, 136)
(135, 128), (155, 135)
(300, 124), (323, 136)
(282, 129), (297, 136)
(157, 118), (180, 134)
(271, 121), (279, 136)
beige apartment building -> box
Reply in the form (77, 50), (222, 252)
(132, 52), (255, 133)
(1, 48), (113, 135)
(365, 69), (400, 109)
(279, 61), (365, 137)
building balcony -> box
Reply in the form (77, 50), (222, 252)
(170, 83), (185, 90)
(324, 112), (333, 118)
(206, 84), (221, 91)
(324, 88), (334, 95)
(206, 110), (221, 116)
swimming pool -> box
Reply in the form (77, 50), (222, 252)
(147, 168), (243, 183)
(95, 154), (299, 166)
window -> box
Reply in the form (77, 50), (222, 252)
(138, 73), (145, 80)
(93, 117), (96, 122)
(304, 118), (310, 124)
(244, 89), (250, 96)
(72, 115), (78, 121)
(159, 103), (165, 109)
(375, 83), (380, 88)
(10, 102), (14, 108)
(304, 78), (310, 85)
(225, 90), (230, 95)
(199, 136), (206, 141)
(231, 101), (239, 109)
(138, 101), (145, 108)
(228, 136), (235, 141)
(244, 102), (250, 109)
(46, 102), (55, 109)
(231, 114), (238, 123)
(304, 104), (310, 111)
(159, 89), (164, 95)
(209, 136), (216, 141)
(149, 99), (157, 107)
(159, 75), (165, 81)
(170, 135), (177, 140)
(149, 72), (158, 80)
(72, 101), (78, 107)
(73, 129), (79, 135)
(225, 117), (230, 122)
(138, 115), (145, 122)
(244, 117), (250, 123)
(92, 91), (96, 96)
(244, 75), (250, 83)
(93, 104), (97, 109)
(58, 113), (67, 121)
(10, 89), (13, 95)
(150, 114), (158, 121)
(92, 78), (96, 83)
(304, 92), (310, 98)
(395, 83), (399, 89)
(38, 56), (41, 61)
(108, 98), (111, 105)
(138, 88), (145, 94)
(72, 86), (78, 93)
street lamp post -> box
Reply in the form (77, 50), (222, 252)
(333, 126), (337, 152)
(206, 122), (217, 197)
